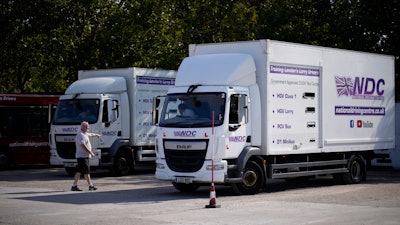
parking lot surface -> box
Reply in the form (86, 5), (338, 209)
(1, 165), (400, 225)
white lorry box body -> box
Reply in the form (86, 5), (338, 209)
(155, 40), (395, 194)
(50, 67), (176, 175)
(189, 40), (394, 155)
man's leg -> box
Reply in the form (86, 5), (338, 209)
(84, 174), (92, 185)
(71, 172), (83, 191)
(84, 174), (97, 190)
(73, 172), (81, 185)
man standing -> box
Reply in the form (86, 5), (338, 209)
(71, 121), (101, 191)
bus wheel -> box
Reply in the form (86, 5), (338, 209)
(232, 160), (264, 195)
(111, 150), (132, 176)
(342, 154), (366, 184)
(172, 182), (200, 192)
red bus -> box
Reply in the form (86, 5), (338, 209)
(0, 94), (59, 168)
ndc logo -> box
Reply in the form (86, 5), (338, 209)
(335, 76), (385, 100)
(173, 130), (197, 137)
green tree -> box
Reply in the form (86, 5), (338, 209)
(1, 0), (62, 93)
(0, 0), (398, 98)
(143, 0), (259, 70)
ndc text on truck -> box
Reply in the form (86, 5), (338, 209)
(153, 39), (395, 195)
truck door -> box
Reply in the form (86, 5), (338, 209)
(226, 94), (249, 158)
(100, 98), (121, 148)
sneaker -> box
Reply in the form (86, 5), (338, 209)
(71, 186), (82, 191)
(89, 185), (97, 191)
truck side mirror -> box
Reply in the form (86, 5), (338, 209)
(228, 94), (248, 131)
(238, 94), (248, 124)
(108, 100), (118, 123)
(155, 98), (161, 107)
(152, 97), (160, 125)
(48, 103), (55, 124)
(103, 100), (118, 127)
(153, 96), (165, 125)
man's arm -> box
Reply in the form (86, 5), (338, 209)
(89, 133), (101, 137)
(80, 143), (95, 157)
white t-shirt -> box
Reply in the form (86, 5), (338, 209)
(75, 129), (91, 158)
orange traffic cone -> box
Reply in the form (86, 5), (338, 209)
(205, 184), (221, 208)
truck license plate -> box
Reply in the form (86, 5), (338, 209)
(175, 177), (193, 184)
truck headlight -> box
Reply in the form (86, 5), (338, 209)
(206, 164), (224, 171)
(156, 163), (165, 169)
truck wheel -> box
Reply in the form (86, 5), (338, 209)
(111, 150), (132, 176)
(232, 160), (264, 195)
(65, 167), (76, 176)
(342, 154), (366, 184)
(172, 182), (200, 192)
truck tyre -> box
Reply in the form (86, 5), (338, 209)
(172, 182), (200, 192)
(111, 150), (133, 176)
(342, 154), (366, 184)
(232, 160), (264, 195)
(65, 167), (76, 176)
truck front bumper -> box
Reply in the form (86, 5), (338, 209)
(49, 149), (63, 165)
(155, 158), (228, 183)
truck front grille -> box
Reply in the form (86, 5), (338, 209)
(56, 142), (76, 159)
(163, 139), (208, 172)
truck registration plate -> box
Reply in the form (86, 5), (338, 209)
(175, 177), (193, 184)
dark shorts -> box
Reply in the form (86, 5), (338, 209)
(76, 158), (90, 174)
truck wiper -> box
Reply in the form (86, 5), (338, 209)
(187, 84), (201, 94)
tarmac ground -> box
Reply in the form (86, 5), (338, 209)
(1, 165), (399, 225)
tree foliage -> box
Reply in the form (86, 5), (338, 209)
(1, 0), (398, 99)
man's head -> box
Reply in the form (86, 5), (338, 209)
(81, 121), (89, 132)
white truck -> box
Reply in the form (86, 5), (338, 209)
(50, 67), (176, 176)
(154, 39), (395, 194)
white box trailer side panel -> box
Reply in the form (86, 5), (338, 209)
(133, 74), (175, 146)
(267, 63), (321, 154)
(267, 41), (323, 155)
(266, 41), (394, 155)
(321, 49), (395, 152)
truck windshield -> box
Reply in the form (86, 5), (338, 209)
(159, 92), (226, 128)
(53, 99), (100, 125)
